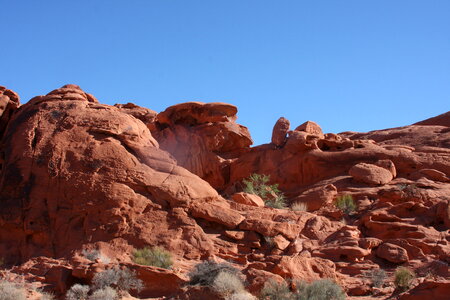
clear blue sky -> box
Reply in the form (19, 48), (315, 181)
(1, 1), (449, 145)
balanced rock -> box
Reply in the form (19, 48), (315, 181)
(271, 117), (290, 147)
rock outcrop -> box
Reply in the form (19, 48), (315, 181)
(0, 84), (449, 299)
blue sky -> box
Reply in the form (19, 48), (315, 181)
(1, 1), (449, 145)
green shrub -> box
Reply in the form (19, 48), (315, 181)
(367, 269), (386, 288)
(335, 195), (356, 214)
(294, 279), (345, 300)
(132, 246), (173, 269)
(394, 267), (415, 291)
(65, 284), (89, 300)
(259, 279), (292, 300)
(243, 174), (286, 209)
(189, 260), (241, 287)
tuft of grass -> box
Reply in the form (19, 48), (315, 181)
(132, 246), (173, 269)
(291, 202), (308, 212)
(243, 174), (286, 209)
(335, 194), (356, 214)
(394, 267), (415, 292)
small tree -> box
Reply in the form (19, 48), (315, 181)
(243, 174), (286, 209)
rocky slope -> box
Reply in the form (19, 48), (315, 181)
(0, 84), (448, 299)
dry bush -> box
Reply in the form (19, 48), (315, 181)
(294, 279), (345, 300)
(92, 267), (143, 293)
(212, 271), (245, 296)
(82, 249), (110, 264)
(394, 267), (415, 291)
(88, 287), (117, 300)
(259, 279), (292, 300)
(132, 246), (173, 269)
(189, 260), (241, 287)
(65, 284), (89, 300)
(0, 280), (26, 300)
(367, 269), (386, 288)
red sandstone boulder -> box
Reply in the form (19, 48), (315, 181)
(349, 163), (394, 185)
(398, 280), (450, 300)
(232, 192), (265, 207)
(376, 242), (409, 263)
(291, 184), (337, 211)
(271, 117), (290, 147)
(295, 121), (324, 138)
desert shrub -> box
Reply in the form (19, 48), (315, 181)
(0, 280), (26, 300)
(230, 292), (256, 300)
(294, 279), (345, 300)
(189, 260), (241, 287)
(291, 202), (308, 212)
(243, 174), (286, 209)
(335, 194), (356, 214)
(92, 268), (143, 293)
(65, 284), (89, 300)
(212, 271), (245, 296)
(132, 246), (173, 269)
(88, 287), (118, 300)
(367, 269), (386, 288)
(82, 249), (110, 264)
(394, 267), (415, 291)
(259, 279), (292, 300)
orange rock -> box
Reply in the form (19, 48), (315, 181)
(376, 242), (409, 263)
(295, 121), (324, 137)
(232, 192), (265, 207)
(349, 163), (393, 185)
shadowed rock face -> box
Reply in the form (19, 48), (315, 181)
(0, 84), (448, 299)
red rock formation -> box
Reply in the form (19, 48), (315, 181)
(0, 85), (449, 299)
(150, 102), (253, 190)
(271, 117), (290, 147)
(0, 86), (20, 140)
